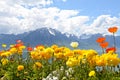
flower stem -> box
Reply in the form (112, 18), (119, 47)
(101, 48), (104, 54)
(113, 33), (116, 53)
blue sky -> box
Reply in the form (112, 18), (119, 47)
(52, 0), (120, 16)
(0, 0), (120, 36)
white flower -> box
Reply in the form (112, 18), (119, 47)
(34, 48), (37, 50)
(53, 76), (59, 80)
(49, 78), (53, 80)
(52, 71), (57, 75)
(47, 73), (52, 79)
(56, 74), (60, 78)
(68, 68), (74, 74)
(60, 66), (64, 71)
(62, 77), (67, 80)
(42, 78), (47, 80)
(70, 42), (79, 48)
(65, 70), (69, 77)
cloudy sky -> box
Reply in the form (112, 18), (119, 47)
(0, 0), (120, 36)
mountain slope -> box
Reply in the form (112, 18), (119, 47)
(0, 28), (119, 53)
(0, 28), (78, 48)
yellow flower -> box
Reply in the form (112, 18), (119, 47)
(64, 51), (74, 57)
(1, 51), (12, 57)
(95, 55), (106, 66)
(73, 49), (82, 55)
(35, 62), (42, 68)
(36, 45), (45, 51)
(45, 48), (54, 54)
(66, 60), (73, 67)
(70, 42), (79, 48)
(54, 52), (64, 59)
(9, 47), (17, 54)
(89, 70), (95, 77)
(51, 44), (58, 50)
(2, 44), (7, 48)
(16, 73), (20, 77)
(54, 47), (63, 53)
(1, 58), (9, 65)
(10, 44), (15, 48)
(66, 57), (79, 67)
(30, 51), (42, 60)
(71, 57), (79, 65)
(24, 72), (28, 75)
(40, 51), (51, 59)
(19, 45), (26, 49)
(17, 65), (24, 71)
(105, 53), (120, 66)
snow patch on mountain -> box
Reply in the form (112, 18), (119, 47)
(65, 33), (71, 38)
(80, 34), (92, 39)
(48, 28), (56, 36)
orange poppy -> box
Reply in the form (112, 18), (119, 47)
(106, 47), (116, 53)
(96, 37), (106, 43)
(108, 26), (118, 33)
(15, 43), (24, 48)
(100, 42), (109, 48)
(27, 46), (33, 51)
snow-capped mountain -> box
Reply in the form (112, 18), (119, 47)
(0, 28), (78, 48)
(47, 28), (56, 36)
(0, 27), (120, 53)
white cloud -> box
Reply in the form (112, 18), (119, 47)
(62, 0), (67, 2)
(0, 0), (120, 36)
(55, 0), (67, 3)
(0, 0), (53, 7)
(82, 15), (120, 35)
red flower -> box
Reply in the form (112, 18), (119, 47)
(15, 43), (23, 48)
(27, 47), (33, 51)
(106, 47), (116, 53)
(16, 40), (22, 43)
(15, 40), (24, 48)
(100, 42), (109, 48)
(108, 26), (118, 33)
(96, 37), (106, 43)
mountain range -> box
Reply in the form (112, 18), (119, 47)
(0, 27), (120, 53)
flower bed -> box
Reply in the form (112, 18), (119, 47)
(0, 26), (119, 80)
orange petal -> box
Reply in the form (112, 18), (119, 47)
(96, 37), (106, 43)
(108, 26), (118, 33)
(100, 42), (109, 48)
